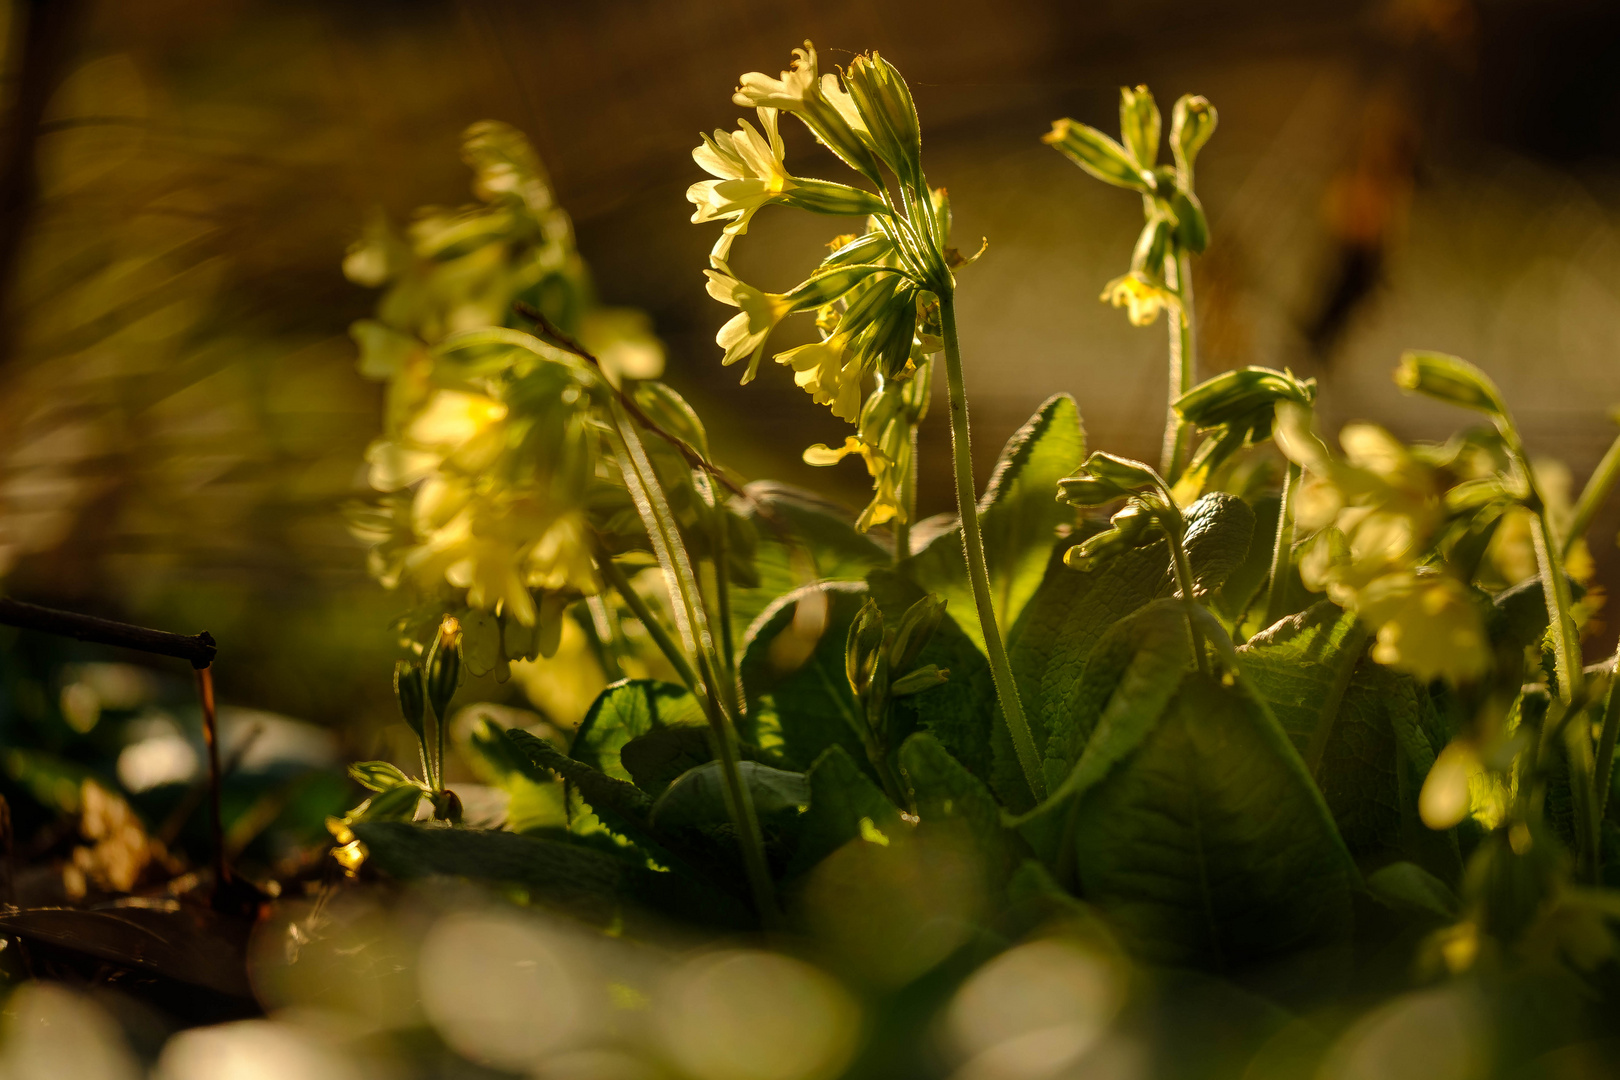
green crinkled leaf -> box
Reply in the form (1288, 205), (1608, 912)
(729, 483), (891, 652)
(904, 394), (1085, 651)
(867, 570), (997, 786)
(739, 581), (871, 771)
(350, 821), (751, 929)
(619, 725), (714, 798)
(1066, 673), (1356, 990)
(649, 760), (809, 830)
(572, 679), (705, 782)
(1039, 599), (1196, 810)
(1005, 492), (1254, 767)
(900, 732), (1015, 892)
(788, 746), (901, 877)
(1238, 601), (1459, 877)
(1214, 493), (1279, 629)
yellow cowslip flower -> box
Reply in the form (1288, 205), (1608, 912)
(406, 389), (508, 449)
(1100, 270), (1174, 327)
(688, 108), (795, 265)
(731, 42), (876, 180)
(1355, 570), (1488, 685)
(775, 333), (866, 422)
(804, 435), (903, 531)
(704, 268), (792, 383)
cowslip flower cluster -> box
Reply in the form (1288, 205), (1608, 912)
(1273, 399), (1491, 684)
(345, 123), (662, 662)
(1046, 85), (1216, 328)
(691, 43), (975, 532)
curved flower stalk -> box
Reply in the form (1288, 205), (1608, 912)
(1046, 87), (1217, 483)
(693, 43), (1040, 799)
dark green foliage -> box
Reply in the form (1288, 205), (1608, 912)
(903, 394), (1086, 650)
(1239, 601), (1461, 878)
(1066, 673), (1356, 993)
(571, 679), (705, 783)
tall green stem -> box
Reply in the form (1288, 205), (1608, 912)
(1565, 428), (1620, 560)
(595, 552), (702, 696)
(939, 291), (1046, 802)
(1596, 642), (1620, 822)
(1263, 460), (1301, 629)
(1161, 251), (1197, 484)
(1166, 527), (1211, 677)
(608, 402), (778, 925)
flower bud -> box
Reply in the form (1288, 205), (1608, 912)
(845, 598), (885, 698)
(1109, 501), (1155, 545)
(1173, 367), (1314, 428)
(889, 663), (949, 697)
(782, 179), (889, 219)
(1056, 474), (1129, 507)
(1044, 119), (1151, 192)
(1079, 452), (1164, 495)
(350, 760), (412, 792)
(890, 594), (946, 673)
(1394, 351), (1506, 418)
(872, 287), (920, 379)
(1118, 85), (1161, 168)
(1064, 527), (1130, 571)
(394, 660), (427, 740)
(426, 616), (463, 722)
(844, 52), (923, 185)
(1170, 94), (1217, 176)
(784, 264), (899, 313)
(822, 231), (893, 269)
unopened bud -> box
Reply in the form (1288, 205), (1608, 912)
(845, 598), (885, 698)
(783, 179), (889, 219)
(1173, 367), (1314, 428)
(426, 616), (463, 722)
(844, 52), (923, 185)
(890, 664), (949, 697)
(1394, 351), (1506, 418)
(890, 595), (946, 673)
(1044, 119), (1151, 193)
(394, 660), (426, 740)
(1170, 95), (1217, 176)
(1118, 85), (1161, 169)
(784, 264), (899, 313)
(822, 232), (893, 269)
(1079, 452), (1164, 494)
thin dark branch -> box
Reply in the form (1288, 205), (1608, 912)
(0, 598), (216, 668)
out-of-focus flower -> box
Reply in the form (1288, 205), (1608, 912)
(1357, 570), (1489, 685)
(1100, 271), (1173, 327)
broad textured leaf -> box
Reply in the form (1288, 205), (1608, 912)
(1214, 493), (1279, 628)
(619, 725), (714, 798)
(788, 745), (900, 877)
(996, 494), (1251, 808)
(1067, 673), (1355, 989)
(351, 821), (751, 929)
(649, 760), (809, 830)
(730, 482), (890, 651)
(867, 570), (997, 785)
(1239, 601), (1458, 876)
(572, 679), (704, 782)
(904, 394), (1085, 650)
(739, 581), (871, 771)
(1039, 599), (1195, 809)
(900, 732), (1015, 892)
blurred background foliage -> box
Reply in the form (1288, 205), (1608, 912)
(4, 0), (1620, 870)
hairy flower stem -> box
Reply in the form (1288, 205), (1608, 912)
(1262, 460), (1301, 629)
(595, 552), (703, 696)
(939, 291), (1046, 801)
(1565, 428), (1620, 560)
(1161, 252), (1197, 484)
(608, 403), (778, 925)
